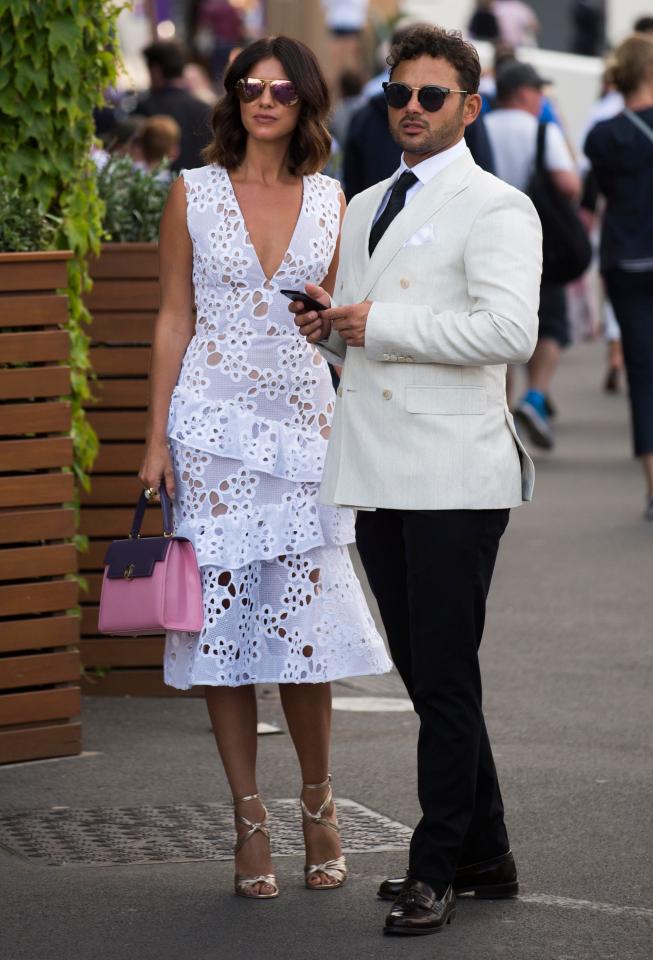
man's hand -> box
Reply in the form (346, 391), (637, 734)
(289, 283), (332, 343)
(322, 300), (372, 348)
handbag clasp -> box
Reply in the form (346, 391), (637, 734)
(123, 563), (135, 580)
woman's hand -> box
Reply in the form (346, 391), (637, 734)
(139, 438), (176, 500)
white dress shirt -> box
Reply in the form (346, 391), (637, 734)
(373, 138), (470, 225)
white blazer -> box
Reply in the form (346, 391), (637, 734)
(318, 150), (543, 511)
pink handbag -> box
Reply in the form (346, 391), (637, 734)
(98, 486), (203, 636)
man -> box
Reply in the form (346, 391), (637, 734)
(485, 60), (581, 448)
(291, 25), (542, 937)
(135, 41), (212, 171)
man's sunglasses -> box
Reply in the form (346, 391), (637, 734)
(235, 77), (300, 107)
(383, 81), (468, 113)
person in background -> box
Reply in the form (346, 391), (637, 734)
(321, 0), (368, 81)
(131, 115), (181, 179)
(183, 60), (218, 107)
(197, 0), (245, 84)
(585, 34), (653, 520)
(468, 0), (501, 41)
(330, 70), (365, 148)
(135, 41), (212, 171)
(485, 61), (581, 449)
(570, 0), (605, 57)
(492, 0), (540, 47)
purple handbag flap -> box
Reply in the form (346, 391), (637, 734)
(104, 536), (187, 579)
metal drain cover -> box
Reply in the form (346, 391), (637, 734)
(0, 800), (412, 867)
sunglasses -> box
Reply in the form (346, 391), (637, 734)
(383, 81), (468, 113)
(235, 77), (300, 107)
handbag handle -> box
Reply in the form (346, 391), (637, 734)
(130, 484), (174, 538)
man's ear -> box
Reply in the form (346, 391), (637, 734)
(463, 93), (483, 127)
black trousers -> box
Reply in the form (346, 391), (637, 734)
(356, 507), (510, 890)
(605, 269), (653, 456)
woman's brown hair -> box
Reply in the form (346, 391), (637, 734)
(612, 34), (653, 96)
(202, 36), (331, 175)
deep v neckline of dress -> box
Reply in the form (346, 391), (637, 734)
(225, 168), (306, 284)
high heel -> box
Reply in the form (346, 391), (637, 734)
(300, 775), (348, 890)
(233, 793), (279, 899)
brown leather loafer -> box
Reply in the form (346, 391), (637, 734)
(384, 880), (456, 936)
(378, 850), (518, 901)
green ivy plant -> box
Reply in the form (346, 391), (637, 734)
(97, 156), (172, 243)
(0, 0), (125, 489)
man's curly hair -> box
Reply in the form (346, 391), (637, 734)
(387, 25), (481, 94)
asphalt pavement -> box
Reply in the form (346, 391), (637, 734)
(1, 340), (651, 960)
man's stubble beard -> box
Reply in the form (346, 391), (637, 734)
(390, 106), (465, 157)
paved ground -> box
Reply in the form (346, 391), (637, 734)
(1, 341), (651, 960)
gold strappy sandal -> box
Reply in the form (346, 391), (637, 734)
(233, 793), (279, 899)
(300, 775), (348, 891)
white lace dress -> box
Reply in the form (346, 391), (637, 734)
(163, 165), (391, 688)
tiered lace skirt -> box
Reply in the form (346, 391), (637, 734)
(163, 383), (391, 689)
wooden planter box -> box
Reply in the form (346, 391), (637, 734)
(81, 243), (193, 697)
(0, 250), (82, 764)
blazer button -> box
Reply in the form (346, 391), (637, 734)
(382, 389), (392, 400)
(337, 386), (343, 397)
(400, 278), (410, 289)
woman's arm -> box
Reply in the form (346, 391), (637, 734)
(139, 177), (194, 499)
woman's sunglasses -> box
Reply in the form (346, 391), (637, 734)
(235, 77), (300, 107)
(383, 81), (468, 113)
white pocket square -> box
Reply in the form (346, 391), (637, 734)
(404, 223), (436, 247)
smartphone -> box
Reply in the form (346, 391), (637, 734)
(280, 289), (327, 312)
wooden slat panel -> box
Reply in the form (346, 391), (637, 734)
(92, 443), (143, 473)
(0, 401), (70, 436)
(0, 543), (77, 581)
(0, 365), (70, 400)
(0, 721), (81, 764)
(90, 378), (149, 408)
(89, 246), (158, 280)
(81, 604), (99, 635)
(0, 579), (78, 617)
(0, 473), (75, 509)
(81, 476), (142, 506)
(0, 614), (79, 653)
(0, 687), (80, 727)
(85, 280), (159, 312)
(0, 507), (76, 544)
(0, 437), (73, 471)
(0, 294), (69, 328)
(81, 637), (164, 667)
(89, 316), (155, 343)
(89, 347), (150, 376)
(80, 540), (112, 570)
(0, 330), (69, 363)
(0, 651), (80, 689)
(86, 410), (147, 440)
(85, 573), (103, 603)
(79, 507), (162, 537)
(0, 259), (69, 293)
(81, 670), (195, 698)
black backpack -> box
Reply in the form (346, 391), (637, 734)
(527, 122), (592, 284)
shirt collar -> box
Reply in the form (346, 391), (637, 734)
(398, 138), (469, 185)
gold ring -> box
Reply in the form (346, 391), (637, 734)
(144, 486), (158, 501)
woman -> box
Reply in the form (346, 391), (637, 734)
(585, 34), (653, 519)
(139, 36), (391, 899)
